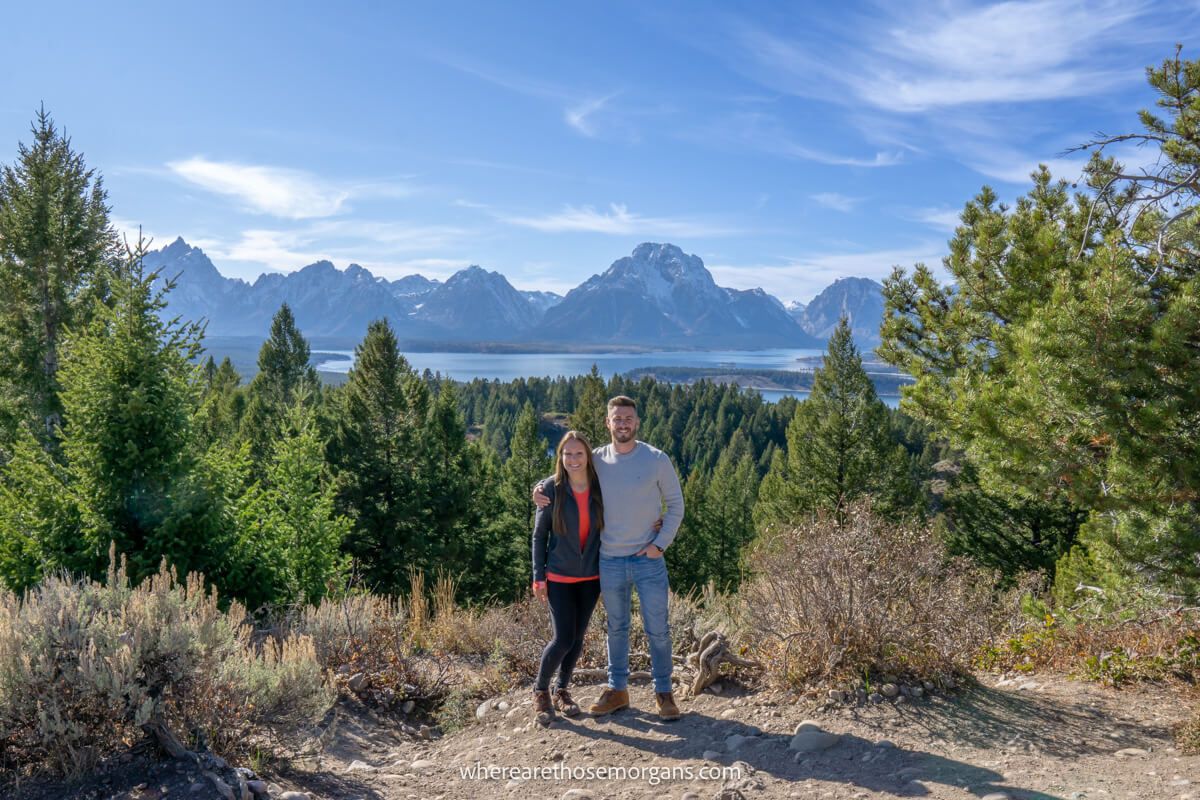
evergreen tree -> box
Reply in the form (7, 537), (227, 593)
(502, 402), (552, 531)
(666, 467), (711, 594)
(56, 242), (225, 582)
(569, 364), (608, 447)
(879, 49), (1200, 597)
(420, 381), (475, 572)
(0, 108), (118, 446)
(196, 356), (244, 448)
(0, 428), (81, 590)
(241, 303), (319, 463)
(492, 402), (553, 598)
(755, 318), (916, 529)
(328, 318), (427, 594)
(703, 446), (758, 591)
(234, 398), (350, 607)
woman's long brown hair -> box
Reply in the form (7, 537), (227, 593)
(552, 430), (603, 536)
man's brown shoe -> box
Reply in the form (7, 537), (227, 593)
(655, 691), (681, 720)
(532, 689), (554, 725)
(587, 687), (629, 716)
(553, 688), (580, 717)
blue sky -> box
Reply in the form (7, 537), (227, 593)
(0, 1), (1191, 302)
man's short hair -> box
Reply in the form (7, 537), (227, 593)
(607, 395), (637, 414)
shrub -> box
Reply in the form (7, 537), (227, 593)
(738, 503), (996, 687)
(0, 549), (332, 781)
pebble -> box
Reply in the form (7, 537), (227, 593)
(881, 683), (900, 698)
(497, 700), (511, 712)
(789, 722), (840, 753)
(710, 682), (724, 695)
(410, 758), (436, 771)
(475, 700), (493, 720)
(828, 689), (845, 703)
(345, 760), (374, 772)
(682, 794), (703, 800)
(278, 794), (310, 800)
(869, 692), (884, 704)
(561, 790), (596, 799)
(401, 699), (415, 714)
(980, 793), (1010, 800)
(1115, 747), (1151, 757)
(347, 672), (370, 693)
(719, 708), (740, 719)
(725, 734), (756, 751)
(703, 749), (724, 760)
(911, 686), (925, 698)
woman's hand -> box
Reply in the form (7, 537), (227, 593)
(533, 582), (548, 603)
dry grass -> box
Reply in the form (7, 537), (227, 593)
(979, 596), (1200, 687)
(737, 503), (997, 689)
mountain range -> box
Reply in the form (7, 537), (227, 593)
(145, 239), (886, 349)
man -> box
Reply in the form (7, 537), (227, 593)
(534, 395), (685, 720)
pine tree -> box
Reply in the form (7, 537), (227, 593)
(328, 318), (427, 593)
(233, 398), (350, 607)
(0, 428), (81, 590)
(502, 402), (551, 531)
(666, 468), (711, 594)
(253, 303), (318, 406)
(493, 402), (553, 598)
(196, 356), (244, 448)
(0, 108), (118, 447)
(240, 303), (319, 463)
(756, 318), (916, 529)
(569, 364), (608, 447)
(879, 50), (1200, 597)
(703, 446), (758, 591)
(420, 381), (475, 571)
(56, 241), (225, 582)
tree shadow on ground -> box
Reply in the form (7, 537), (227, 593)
(516, 681), (1099, 800)
(891, 681), (1166, 758)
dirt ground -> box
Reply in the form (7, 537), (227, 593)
(16, 672), (1199, 800)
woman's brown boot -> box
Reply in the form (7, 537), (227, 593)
(553, 687), (580, 716)
(532, 689), (554, 725)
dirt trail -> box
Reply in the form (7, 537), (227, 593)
(271, 673), (1198, 800)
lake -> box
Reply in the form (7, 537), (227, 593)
(311, 348), (902, 407)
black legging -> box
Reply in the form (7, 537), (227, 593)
(535, 580), (602, 691)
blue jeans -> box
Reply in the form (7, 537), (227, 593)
(600, 553), (673, 694)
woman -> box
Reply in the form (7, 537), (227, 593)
(530, 430), (604, 725)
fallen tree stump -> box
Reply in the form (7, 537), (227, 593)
(686, 631), (761, 695)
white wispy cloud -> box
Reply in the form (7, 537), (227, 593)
(727, 0), (1153, 113)
(166, 158), (415, 220)
(855, 0), (1141, 112)
(694, 112), (904, 168)
(908, 207), (963, 232)
(709, 241), (948, 303)
(168, 157), (352, 219)
(565, 93), (620, 137)
(427, 50), (628, 139)
(498, 203), (738, 237)
(204, 229), (329, 272)
(811, 193), (861, 212)
(192, 219), (473, 277)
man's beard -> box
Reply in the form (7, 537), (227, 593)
(612, 428), (635, 443)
